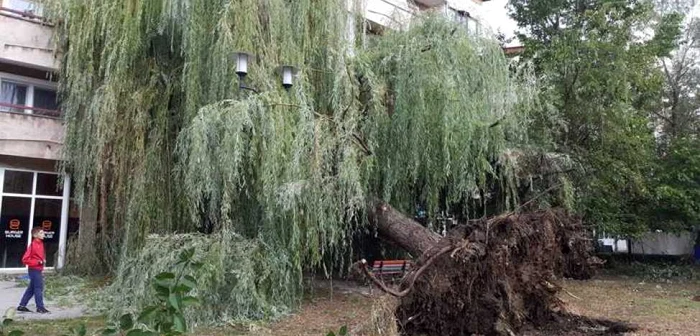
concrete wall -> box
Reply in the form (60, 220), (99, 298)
(0, 10), (58, 71)
(361, 0), (414, 28)
(631, 232), (695, 256)
(0, 112), (63, 160)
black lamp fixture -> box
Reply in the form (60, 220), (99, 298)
(233, 51), (258, 93)
(233, 51), (252, 78)
(278, 65), (298, 91)
(233, 51), (299, 93)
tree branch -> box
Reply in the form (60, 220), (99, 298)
(357, 244), (454, 297)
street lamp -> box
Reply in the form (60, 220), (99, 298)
(233, 51), (253, 78)
(233, 52), (298, 93)
(233, 51), (257, 93)
(278, 65), (298, 91)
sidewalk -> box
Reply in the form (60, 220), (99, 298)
(0, 280), (86, 321)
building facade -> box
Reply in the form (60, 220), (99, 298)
(0, 0), (75, 273)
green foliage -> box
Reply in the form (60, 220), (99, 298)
(509, 0), (685, 235)
(1, 309), (24, 336)
(61, 324), (86, 336)
(361, 16), (535, 215)
(326, 325), (348, 336)
(48, 0), (532, 325)
(100, 233), (298, 325)
(650, 138), (700, 231)
(100, 249), (200, 335)
(604, 258), (700, 283)
(61, 249), (202, 336)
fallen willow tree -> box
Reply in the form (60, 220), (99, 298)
(363, 202), (608, 335)
(47, 0), (598, 330)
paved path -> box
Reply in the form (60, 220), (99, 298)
(0, 280), (86, 321)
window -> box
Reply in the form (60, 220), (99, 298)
(0, 81), (28, 113)
(33, 87), (58, 111)
(449, 8), (481, 37)
(453, 9), (468, 25)
(3, 170), (34, 194)
(0, 77), (58, 117)
(468, 17), (481, 36)
(3, 0), (42, 15)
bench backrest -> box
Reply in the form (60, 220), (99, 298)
(371, 259), (412, 275)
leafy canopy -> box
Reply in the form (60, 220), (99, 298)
(510, 0), (684, 235)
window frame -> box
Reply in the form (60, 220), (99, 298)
(0, 72), (58, 117)
(0, 167), (70, 273)
(447, 7), (482, 37)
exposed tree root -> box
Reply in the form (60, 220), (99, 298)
(366, 207), (622, 335)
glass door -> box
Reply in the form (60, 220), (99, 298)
(0, 197), (31, 268)
(0, 169), (69, 270)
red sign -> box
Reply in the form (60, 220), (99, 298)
(9, 219), (20, 230)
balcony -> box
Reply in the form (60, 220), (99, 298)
(413, 0), (446, 8)
(0, 101), (60, 118)
(0, 5), (58, 71)
(0, 104), (64, 160)
(364, 0), (414, 29)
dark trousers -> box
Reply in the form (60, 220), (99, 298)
(19, 268), (45, 309)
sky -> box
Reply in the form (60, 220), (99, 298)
(481, 0), (518, 45)
(480, 0), (700, 47)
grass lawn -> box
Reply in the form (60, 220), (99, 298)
(561, 276), (700, 336)
(9, 275), (700, 335)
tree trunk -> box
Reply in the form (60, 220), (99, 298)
(368, 199), (440, 257)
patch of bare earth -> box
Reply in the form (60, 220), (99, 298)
(557, 277), (700, 336)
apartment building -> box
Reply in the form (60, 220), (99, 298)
(0, 0), (492, 272)
(362, 0), (492, 36)
(0, 0), (73, 272)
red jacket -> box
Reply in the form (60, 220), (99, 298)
(22, 239), (45, 271)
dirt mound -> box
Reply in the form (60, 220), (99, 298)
(390, 210), (612, 335)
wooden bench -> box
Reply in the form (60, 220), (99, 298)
(368, 259), (412, 293)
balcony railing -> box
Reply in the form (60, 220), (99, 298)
(0, 101), (61, 118)
(0, 6), (52, 26)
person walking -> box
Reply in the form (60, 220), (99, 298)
(16, 227), (50, 314)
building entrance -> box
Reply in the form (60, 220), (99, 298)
(0, 168), (69, 271)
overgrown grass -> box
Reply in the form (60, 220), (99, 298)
(12, 316), (106, 336)
(11, 274), (103, 310)
(601, 258), (700, 283)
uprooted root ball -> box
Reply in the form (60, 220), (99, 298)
(395, 210), (610, 336)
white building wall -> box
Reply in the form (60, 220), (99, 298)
(363, 0), (414, 29)
(631, 232), (695, 256)
(354, 0), (491, 35)
(0, 111), (64, 160)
